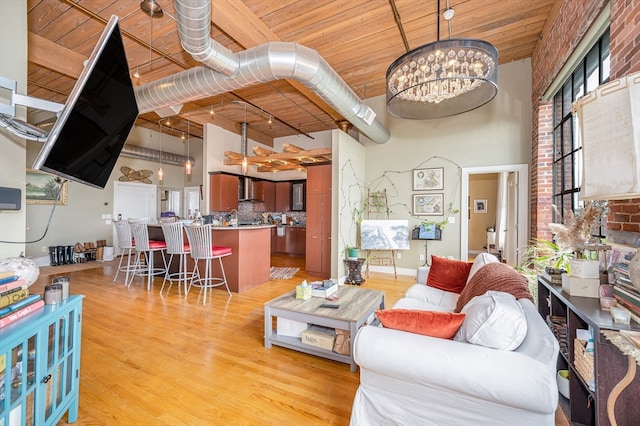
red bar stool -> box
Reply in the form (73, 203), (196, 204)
(160, 221), (195, 295)
(184, 224), (232, 304)
(128, 221), (168, 290)
(113, 220), (137, 284)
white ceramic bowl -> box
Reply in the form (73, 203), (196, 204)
(557, 370), (570, 399)
(180, 220), (194, 225)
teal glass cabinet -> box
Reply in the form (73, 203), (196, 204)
(0, 295), (83, 425)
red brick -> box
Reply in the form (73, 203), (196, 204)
(608, 223), (623, 231)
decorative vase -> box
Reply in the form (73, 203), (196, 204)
(628, 252), (640, 292)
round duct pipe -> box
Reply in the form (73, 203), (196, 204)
(120, 144), (195, 167)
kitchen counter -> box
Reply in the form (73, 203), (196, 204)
(148, 223), (273, 293)
(210, 226), (272, 292)
(213, 224), (275, 230)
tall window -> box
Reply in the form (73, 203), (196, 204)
(552, 30), (610, 224)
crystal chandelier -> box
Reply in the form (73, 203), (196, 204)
(386, 3), (498, 119)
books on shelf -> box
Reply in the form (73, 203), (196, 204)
(612, 284), (640, 324)
(0, 274), (19, 285)
(0, 297), (44, 328)
(0, 288), (29, 309)
(0, 294), (41, 318)
(0, 278), (26, 295)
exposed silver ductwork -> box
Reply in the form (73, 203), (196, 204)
(134, 0), (390, 144)
(120, 144), (195, 167)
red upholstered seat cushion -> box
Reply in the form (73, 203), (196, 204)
(182, 243), (190, 252)
(148, 240), (167, 249)
(454, 262), (533, 313)
(376, 309), (466, 339)
(426, 256), (473, 294)
(211, 246), (232, 256)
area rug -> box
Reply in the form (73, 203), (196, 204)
(269, 267), (300, 280)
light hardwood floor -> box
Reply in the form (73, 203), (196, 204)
(31, 255), (568, 425)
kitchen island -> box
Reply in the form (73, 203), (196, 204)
(210, 224), (274, 293)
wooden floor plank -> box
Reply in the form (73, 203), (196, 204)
(29, 255), (409, 425)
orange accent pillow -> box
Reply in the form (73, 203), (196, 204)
(376, 309), (466, 339)
(426, 256), (473, 294)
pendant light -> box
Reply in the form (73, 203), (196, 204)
(386, 0), (498, 119)
(157, 124), (164, 182)
(185, 120), (192, 175)
(241, 103), (248, 175)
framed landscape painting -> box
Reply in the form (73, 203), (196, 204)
(26, 169), (67, 205)
(413, 168), (444, 191)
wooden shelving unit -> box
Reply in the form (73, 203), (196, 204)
(538, 277), (640, 425)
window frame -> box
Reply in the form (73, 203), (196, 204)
(551, 29), (610, 236)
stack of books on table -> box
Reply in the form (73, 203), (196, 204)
(311, 280), (338, 298)
(0, 271), (44, 329)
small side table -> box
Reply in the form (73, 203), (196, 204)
(344, 258), (366, 285)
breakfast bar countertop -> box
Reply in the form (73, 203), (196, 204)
(212, 224), (276, 230)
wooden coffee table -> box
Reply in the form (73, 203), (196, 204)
(264, 286), (385, 372)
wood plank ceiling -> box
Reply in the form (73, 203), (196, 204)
(26, 0), (555, 149)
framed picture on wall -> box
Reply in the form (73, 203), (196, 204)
(474, 199), (487, 213)
(26, 169), (68, 205)
(413, 194), (444, 216)
(413, 168), (444, 191)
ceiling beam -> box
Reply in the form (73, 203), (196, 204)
(212, 0), (345, 123)
(28, 32), (85, 78)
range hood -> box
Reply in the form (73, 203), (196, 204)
(239, 177), (257, 201)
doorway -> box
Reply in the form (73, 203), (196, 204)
(460, 165), (528, 266)
(113, 181), (157, 255)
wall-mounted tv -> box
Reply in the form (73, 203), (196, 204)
(32, 15), (139, 189)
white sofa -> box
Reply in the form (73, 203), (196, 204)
(350, 254), (560, 426)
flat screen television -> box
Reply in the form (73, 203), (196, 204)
(32, 15), (139, 189)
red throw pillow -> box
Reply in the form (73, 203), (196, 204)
(454, 262), (533, 313)
(426, 256), (473, 294)
(376, 309), (466, 339)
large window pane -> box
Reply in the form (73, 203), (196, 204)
(601, 31), (611, 82)
(562, 121), (573, 155)
(554, 127), (563, 160)
(586, 48), (600, 92)
(554, 92), (563, 126)
(562, 82), (572, 117)
(573, 70), (585, 101)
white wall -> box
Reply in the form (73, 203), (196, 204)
(362, 58), (533, 268)
(0, 1), (28, 258)
(334, 130), (365, 279)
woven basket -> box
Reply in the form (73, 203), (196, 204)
(574, 339), (594, 382)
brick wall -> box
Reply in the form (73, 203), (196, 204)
(607, 1), (640, 237)
(530, 0), (640, 241)
(610, 0), (640, 78)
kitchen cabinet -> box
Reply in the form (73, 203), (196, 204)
(0, 296), (83, 426)
(537, 277), (640, 425)
(271, 226), (305, 255)
(209, 173), (238, 211)
(275, 182), (292, 212)
(291, 182), (305, 211)
(254, 181), (275, 211)
(306, 164), (331, 278)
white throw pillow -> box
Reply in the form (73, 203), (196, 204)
(454, 291), (528, 350)
(466, 252), (499, 284)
